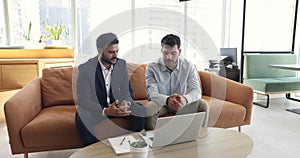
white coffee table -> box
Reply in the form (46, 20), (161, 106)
(69, 128), (253, 158)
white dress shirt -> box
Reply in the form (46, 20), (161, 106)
(98, 58), (113, 115)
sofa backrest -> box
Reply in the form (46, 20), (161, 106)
(126, 63), (202, 100)
(41, 67), (74, 108)
(243, 53), (297, 79)
(40, 63), (202, 106)
(126, 63), (147, 100)
(40, 63), (148, 108)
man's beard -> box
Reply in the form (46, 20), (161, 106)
(165, 59), (177, 70)
(101, 55), (117, 64)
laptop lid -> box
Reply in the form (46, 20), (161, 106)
(175, 100), (199, 115)
(143, 112), (205, 148)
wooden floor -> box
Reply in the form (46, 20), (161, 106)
(1, 97), (300, 158)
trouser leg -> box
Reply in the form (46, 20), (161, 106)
(143, 101), (168, 130)
(128, 102), (146, 132)
(93, 103), (146, 141)
(197, 99), (209, 127)
(75, 112), (98, 146)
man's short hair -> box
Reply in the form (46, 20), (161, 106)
(96, 32), (119, 51)
(161, 34), (181, 48)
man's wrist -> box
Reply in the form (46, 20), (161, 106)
(183, 96), (188, 104)
(166, 97), (170, 106)
(102, 107), (107, 116)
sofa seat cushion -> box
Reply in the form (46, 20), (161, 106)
(202, 96), (246, 128)
(21, 105), (82, 148)
(244, 77), (300, 93)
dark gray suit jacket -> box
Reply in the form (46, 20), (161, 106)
(75, 56), (132, 129)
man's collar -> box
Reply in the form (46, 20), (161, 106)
(158, 58), (180, 72)
(98, 57), (113, 71)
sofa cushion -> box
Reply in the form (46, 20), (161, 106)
(202, 96), (246, 128)
(41, 67), (74, 107)
(126, 63), (147, 100)
(243, 54), (297, 79)
(244, 77), (300, 93)
(127, 63), (202, 101)
(21, 105), (82, 148)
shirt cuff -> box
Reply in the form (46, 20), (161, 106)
(102, 108), (107, 116)
(166, 97), (170, 106)
(182, 96), (188, 104)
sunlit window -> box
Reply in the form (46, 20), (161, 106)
(244, 0), (296, 52)
(6, 0), (72, 46)
(133, 0), (223, 69)
(76, 0), (132, 65)
(0, 0), (7, 46)
(75, 0), (223, 69)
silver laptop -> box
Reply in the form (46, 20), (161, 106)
(140, 112), (206, 148)
(175, 100), (199, 115)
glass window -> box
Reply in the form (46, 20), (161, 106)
(0, 0), (7, 46)
(186, 0), (223, 69)
(75, 0), (223, 67)
(132, 0), (223, 69)
(6, 0), (72, 46)
(132, 0), (185, 64)
(223, 0), (244, 66)
(244, 0), (296, 51)
(39, 0), (72, 46)
(76, 0), (132, 65)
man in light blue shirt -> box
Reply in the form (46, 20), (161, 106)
(144, 34), (209, 130)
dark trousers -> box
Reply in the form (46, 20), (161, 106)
(75, 112), (98, 146)
(126, 102), (146, 132)
(75, 103), (146, 147)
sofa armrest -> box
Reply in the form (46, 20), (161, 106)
(224, 77), (253, 124)
(199, 71), (253, 124)
(4, 78), (42, 154)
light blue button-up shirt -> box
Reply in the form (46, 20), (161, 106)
(146, 57), (202, 109)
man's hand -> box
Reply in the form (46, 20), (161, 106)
(119, 100), (131, 112)
(104, 100), (131, 117)
(173, 94), (187, 106)
(167, 94), (187, 111)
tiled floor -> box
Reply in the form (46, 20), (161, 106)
(1, 97), (300, 158)
(243, 97), (300, 158)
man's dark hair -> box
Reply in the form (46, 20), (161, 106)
(161, 34), (181, 48)
(96, 32), (119, 51)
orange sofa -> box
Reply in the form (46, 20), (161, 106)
(4, 63), (253, 157)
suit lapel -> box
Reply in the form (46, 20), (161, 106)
(95, 62), (108, 106)
(111, 59), (132, 102)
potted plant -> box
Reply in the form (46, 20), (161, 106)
(23, 22), (34, 48)
(43, 20), (69, 46)
(128, 139), (149, 158)
(23, 22), (32, 41)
